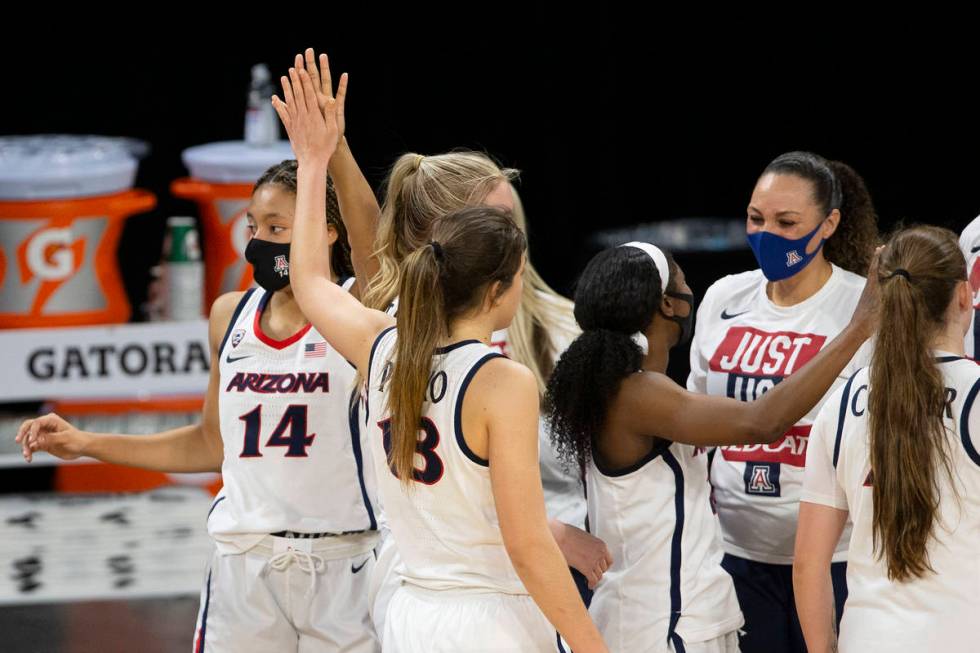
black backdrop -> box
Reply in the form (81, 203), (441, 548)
(4, 14), (979, 386)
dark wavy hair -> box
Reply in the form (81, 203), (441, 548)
(762, 151), (879, 275)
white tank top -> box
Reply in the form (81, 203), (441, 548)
(587, 439), (743, 651)
(386, 293), (587, 527)
(208, 283), (379, 553)
(804, 355), (980, 652)
(366, 327), (526, 594)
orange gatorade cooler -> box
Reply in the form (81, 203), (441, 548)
(0, 136), (156, 328)
(171, 141), (293, 309)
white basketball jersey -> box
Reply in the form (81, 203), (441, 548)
(687, 265), (868, 563)
(587, 440), (743, 651)
(365, 327), (525, 594)
(209, 284), (379, 553)
(804, 356), (980, 652)
(388, 293), (587, 528)
(958, 215), (980, 359)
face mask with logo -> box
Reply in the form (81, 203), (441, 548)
(746, 220), (826, 282)
(244, 238), (291, 293)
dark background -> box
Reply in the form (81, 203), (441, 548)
(3, 14), (979, 383)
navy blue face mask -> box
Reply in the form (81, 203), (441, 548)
(747, 219), (826, 282)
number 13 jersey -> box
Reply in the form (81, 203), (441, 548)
(366, 327), (526, 595)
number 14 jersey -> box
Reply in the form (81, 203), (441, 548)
(210, 284), (379, 553)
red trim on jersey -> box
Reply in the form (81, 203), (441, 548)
(253, 298), (312, 350)
(720, 424), (812, 467)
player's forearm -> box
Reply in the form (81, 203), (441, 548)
(82, 424), (221, 473)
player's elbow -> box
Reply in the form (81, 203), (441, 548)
(791, 549), (825, 595)
(748, 411), (792, 444)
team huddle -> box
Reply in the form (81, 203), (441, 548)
(15, 49), (980, 653)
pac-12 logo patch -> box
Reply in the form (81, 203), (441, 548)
(274, 255), (289, 277)
(231, 329), (246, 348)
(744, 462), (780, 496)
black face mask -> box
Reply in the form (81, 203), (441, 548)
(661, 290), (695, 346)
(244, 238), (291, 293)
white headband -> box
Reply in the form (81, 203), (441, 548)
(620, 241), (670, 294)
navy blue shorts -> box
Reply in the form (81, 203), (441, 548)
(722, 553), (847, 653)
(570, 567), (594, 607)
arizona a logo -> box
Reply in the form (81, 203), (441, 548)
(274, 255), (289, 277)
(786, 250), (802, 267)
(744, 462), (780, 496)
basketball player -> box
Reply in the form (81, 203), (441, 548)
(546, 241), (879, 652)
(285, 48), (607, 637)
(795, 225), (980, 652)
(272, 64), (607, 652)
(686, 152), (879, 652)
(17, 161), (380, 653)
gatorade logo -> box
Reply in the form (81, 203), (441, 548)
(25, 228), (79, 280)
(0, 218), (104, 316)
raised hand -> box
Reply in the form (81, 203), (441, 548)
(296, 49), (348, 139)
(271, 61), (344, 167)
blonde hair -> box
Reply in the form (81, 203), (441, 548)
(507, 186), (578, 395)
(365, 150), (576, 395)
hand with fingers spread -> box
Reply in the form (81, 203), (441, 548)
(15, 413), (89, 463)
(271, 58), (346, 167)
(295, 49), (347, 139)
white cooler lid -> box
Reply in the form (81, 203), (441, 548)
(0, 135), (142, 200)
(182, 140), (295, 183)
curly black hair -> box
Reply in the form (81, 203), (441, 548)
(545, 246), (676, 472)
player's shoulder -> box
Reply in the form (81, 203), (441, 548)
(831, 265), (867, 294)
(702, 269), (765, 303)
(697, 270), (765, 323)
(208, 290), (254, 340)
(464, 355), (536, 403)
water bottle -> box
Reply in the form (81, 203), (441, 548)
(163, 216), (204, 320)
(244, 64), (279, 146)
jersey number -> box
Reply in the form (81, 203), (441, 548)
(377, 417), (444, 485)
(239, 405), (316, 458)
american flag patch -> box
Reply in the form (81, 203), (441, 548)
(305, 342), (327, 358)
